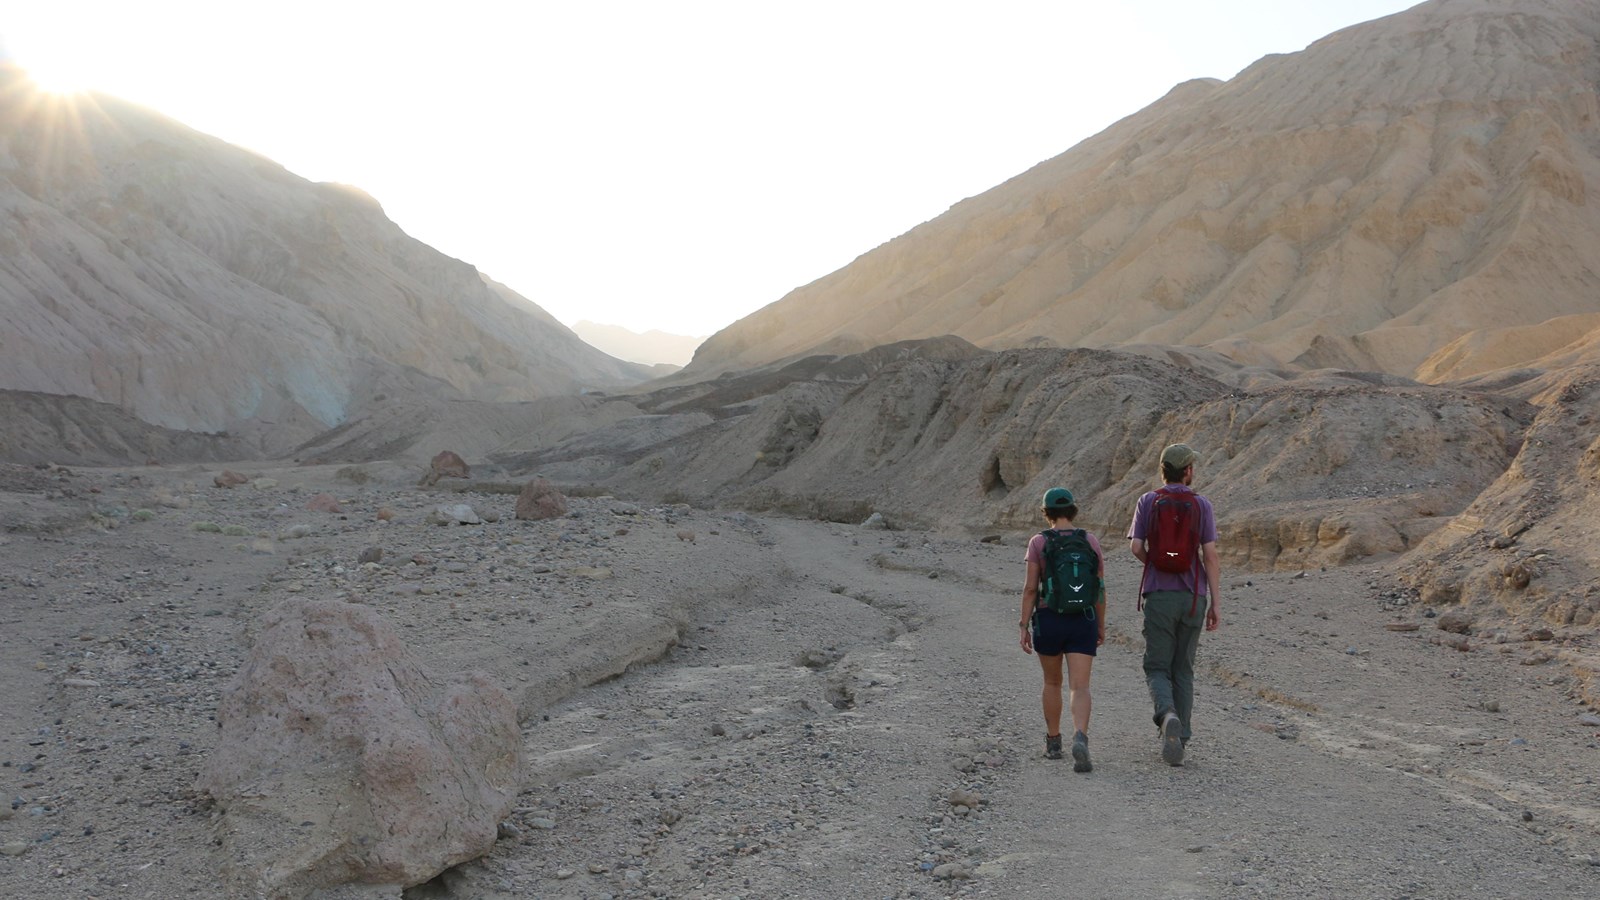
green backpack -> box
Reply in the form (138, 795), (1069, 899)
(1039, 528), (1100, 618)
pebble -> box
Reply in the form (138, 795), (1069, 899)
(0, 842), (27, 857)
(588, 862), (609, 874)
(931, 863), (971, 880)
(555, 868), (576, 879)
(529, 818), (556, 830)
(358, 547), (383, 564)
(1579, 713), (1600, 727)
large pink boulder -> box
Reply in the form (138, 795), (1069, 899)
(214, 470), (249, 488)
(198, 600), (521, 897)
(430, 451), (470, 479)
(515, 477), (568, 520)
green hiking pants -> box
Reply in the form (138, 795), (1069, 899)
(1141, 589), (1209, 742)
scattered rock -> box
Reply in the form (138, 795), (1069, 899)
(358, 547), (384, 564)
(860, 512), (888, 530)
(1579, 713), (1600, 727)
(947, 789), (983, 809)
(376, 507), (397, 522)
(0, 842), (27, 857)
(675, 529), (696, 543)
(515, 477), (567, 521)
(1436, 609), (1475, 635)
(214, 470), (249, 488)
(930, 863), (971, 880)
(199, 599), (520, 897)
(306, 493), (344, 513)
(429, 504), (482, 526)
(251, 478), (278, 490)
(1385, 622), (1421, 632)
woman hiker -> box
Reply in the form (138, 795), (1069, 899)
(1018, 487), (1107, 771)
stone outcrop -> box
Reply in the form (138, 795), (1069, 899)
(198, 599), (520, 898)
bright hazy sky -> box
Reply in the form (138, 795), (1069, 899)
(4, 0), (1418, 337)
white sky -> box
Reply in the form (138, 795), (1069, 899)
(3, 1), (1419, 337)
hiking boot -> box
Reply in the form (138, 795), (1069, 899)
(1071, 731), (1092, 773)
(1160, 713), (1185, 767)
(1044, 733), (1063, 760)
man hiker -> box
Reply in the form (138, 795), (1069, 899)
(1127, 443), (1221, 766)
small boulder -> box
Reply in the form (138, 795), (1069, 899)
(376, 507), (397, 522)
(307, 493), (344, 514)
(198, 599), (520, 897)
(515, 477), (568, 521)
(860, 512), (888, 530)
(428, 504), (482, 526)
(1437, 609), (1475, 635)
(421, 451), (471, 486)
(214, 470), (249, 488)
(358, 547), (384, 564)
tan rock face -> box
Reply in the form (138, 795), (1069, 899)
(198, 599), (520, 898)
(685, 0), (1600, 383)
(507, 342), (1522, 572)
(1401, 364), (1600, 626)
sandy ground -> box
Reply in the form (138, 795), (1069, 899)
(2, 463), (1599, 899)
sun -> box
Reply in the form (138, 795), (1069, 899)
(17, 56), (96, 96)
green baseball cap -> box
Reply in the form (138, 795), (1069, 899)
(1160, 443), (1198, 470)
(1042, 487), (1075, 510)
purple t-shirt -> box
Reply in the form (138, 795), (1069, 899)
(1127, 484), (1217, 596)
(1025, 529), (1105, 612)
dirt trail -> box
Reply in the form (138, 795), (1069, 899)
(454, 519), (1600, 898)
(2, 468), (1597, 898)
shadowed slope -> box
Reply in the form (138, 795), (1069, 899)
(0, 68), (651, 455)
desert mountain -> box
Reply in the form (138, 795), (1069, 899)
(571, 320), (704, 368)
(0, 67), (652, 455)
(686, 0), (1600, 384)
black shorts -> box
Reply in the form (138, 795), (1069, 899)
(1031, 608), (1098, 657)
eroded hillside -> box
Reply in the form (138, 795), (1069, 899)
(687, 0), (1600, 383)
(0, 68), (650, 455)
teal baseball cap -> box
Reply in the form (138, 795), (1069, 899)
(1042, 487), (1075, 510)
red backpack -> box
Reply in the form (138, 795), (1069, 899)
(1141, 486), (1202, 613)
